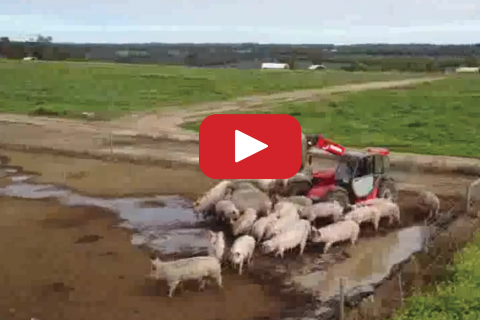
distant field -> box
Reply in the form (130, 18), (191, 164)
(183, 76), (479, 157)
(392, 233), (480, 320)
(0, 60), (426, 117)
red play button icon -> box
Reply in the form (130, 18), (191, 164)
(199, 114), (302, 179)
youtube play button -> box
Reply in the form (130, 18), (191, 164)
(199, 114), (302, 179)
(235, 130), (268, 163)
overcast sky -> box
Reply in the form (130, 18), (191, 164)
(1, 0), (480, 44)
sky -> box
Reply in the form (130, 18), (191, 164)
(1, 0), (480, 44)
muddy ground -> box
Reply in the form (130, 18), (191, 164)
(0, 149), (473, 320)
(345, 214), (480, 320)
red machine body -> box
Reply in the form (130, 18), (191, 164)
(299, 134), (396, 207)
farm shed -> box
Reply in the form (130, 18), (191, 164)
(261, 62), (290, 69)
(455, 67), (479, 73)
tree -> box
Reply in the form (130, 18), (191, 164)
(308, 51), (324, 65)
(35, 34), (53, 43)
(464, 55), (478, 67)
(184, 52), (199, 66)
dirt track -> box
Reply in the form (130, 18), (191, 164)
(0, 76), (443, 140)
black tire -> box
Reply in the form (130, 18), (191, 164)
(325, 187), (350, 211)
(378, 176), (398, 202)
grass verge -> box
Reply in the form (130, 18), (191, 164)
(0, 59), (426, 117)
(391, 231), (480, 320)
(182, 76), (479, 157)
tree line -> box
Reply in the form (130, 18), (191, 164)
(1, 35), (478, 72)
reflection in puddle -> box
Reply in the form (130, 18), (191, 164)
(0, 181), (209, 255)
(292, 225), (430, 300)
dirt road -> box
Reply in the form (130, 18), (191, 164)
(0, 76), (443, 139)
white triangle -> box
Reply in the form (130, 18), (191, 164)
(235, 130), (268, 163)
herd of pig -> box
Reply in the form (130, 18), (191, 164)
(148, 179), (441, 297)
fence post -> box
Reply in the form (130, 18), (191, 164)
(339, 277), (345, 320)
(466, 184), (472, 214)
(398, 271), (404, 308)
(109, 132), (113, 156)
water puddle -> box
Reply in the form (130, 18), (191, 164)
(291, 225), (430, 301)
(0, 166), (209, 256)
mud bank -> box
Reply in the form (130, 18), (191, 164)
(0, 148), (474, 201)
(0, 150), (217, 199)
(104, 132), (480, 176)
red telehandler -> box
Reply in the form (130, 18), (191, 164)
(285, 134), (398, 209)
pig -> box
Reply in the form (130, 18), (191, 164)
(231, 208), (258, 236)
(250, 214), (278, 241)
(273, 201), (300, 219)
(310, 220), (360, 254)
(417, 190), (440, 220)
(300, 201), (343, 222)
(194, 180), (232, 215)
(229, 235), (256, 275)
(261, 219), (311, 258)
(148, 255), (222, 297)
(207, 230), (226, 261)
(344, 205), (382, 231)
(229, 188), (272, 216)
(364, 198), (401, 226)
(215, 200), (241, 223)
(264, 209), (299, 239)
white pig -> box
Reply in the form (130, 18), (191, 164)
(215, 200), (240, 223)
(231, 208), (257, 236)
(310, 220), (360, 254)
(250, 214), (278, 241)
(364, 198), (401, 226)
(229, 235), (256, 275)
(417, 190), (440, 220)
(207, 230), (226, 261)
(194, 180), (232, 214)
(300, 201), (343, 222)
(261, 219), (311, 258)
(344, 205), (382, 231)
(264, 210), (299, 239)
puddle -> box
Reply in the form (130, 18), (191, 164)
(291, 225), (431, 301)
(0, 178), (209, 256)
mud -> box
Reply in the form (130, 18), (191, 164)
(0, 150), (217, 199)
(0, 151), (473, 320)
(345, 214), (480, 320)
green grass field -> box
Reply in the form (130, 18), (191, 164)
(184, 76), (479, 157)
(0, 60), (425, 117)
(391, 233), (480, 320)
